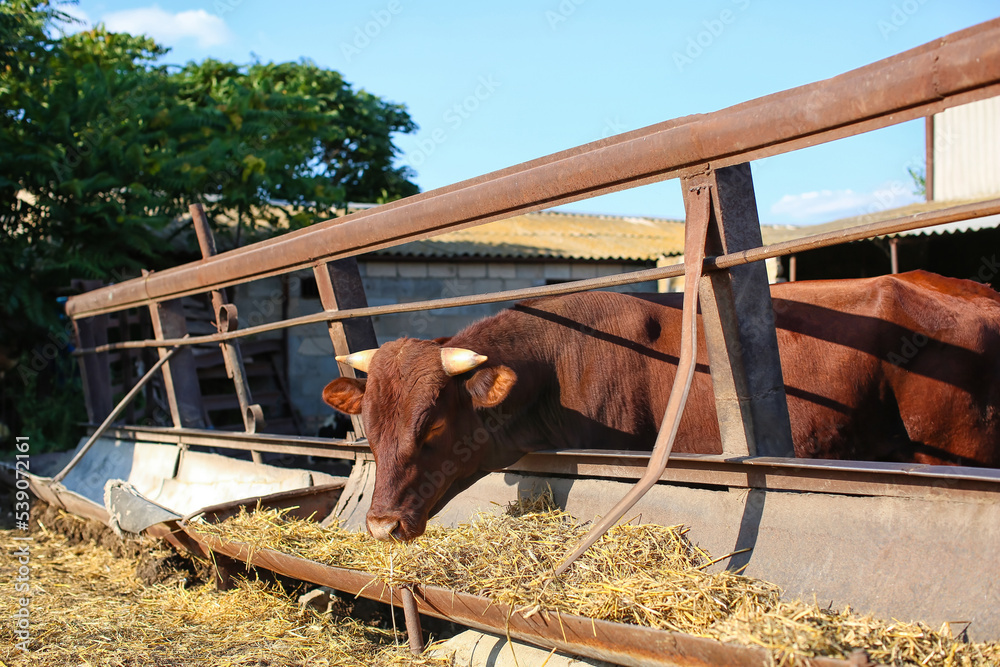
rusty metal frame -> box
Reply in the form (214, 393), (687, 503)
(65, 19), (1000, 319)
(191, 203), (265, 441)
(70, 196), (1000, 356)
(189, 531), (866, 667)
(50, 23), (1000, 661)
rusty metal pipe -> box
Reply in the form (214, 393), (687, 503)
(70, 197), (1000, 355)
(399, 587), (425, 655)
(65, 20), (1000, 319)
(187, 531), (863, 667)
(553, 182), (713, 576)
(52, 343), (183, 484)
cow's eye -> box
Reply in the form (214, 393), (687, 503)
(423, 419), (447, 443)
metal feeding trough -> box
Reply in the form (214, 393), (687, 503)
(23, 18), (1000, 666)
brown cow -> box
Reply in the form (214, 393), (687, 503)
(323, 270), (1000, 541)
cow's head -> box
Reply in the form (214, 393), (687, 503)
(322, 338), (518, 541)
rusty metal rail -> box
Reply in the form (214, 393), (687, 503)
(93, 424), (1000, 501)
(189, 530), (869, 667)
(65, 19), (1000, 319)
(72, 196), (1000, 355)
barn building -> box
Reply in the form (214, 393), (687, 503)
(775, 96), (1000, 286)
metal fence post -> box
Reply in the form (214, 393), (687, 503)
(147, 298), (206, 428)
(312, 257), (379, 440)
(190, 204), (265, 453)
(688, 162), (794, 458)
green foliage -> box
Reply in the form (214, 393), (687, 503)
(2, 3), (190, 342)
(0, 0), (418, 450)
(908, 165), (926, 197)
(9, 350), (86, 453)
(173, 58), (417, 245)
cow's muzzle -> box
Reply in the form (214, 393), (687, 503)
(367, 516), (403, 542)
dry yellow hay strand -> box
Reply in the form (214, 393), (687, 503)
(0, 515), (450, 667)
(195, 490), (1000, 667)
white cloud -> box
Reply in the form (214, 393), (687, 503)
(769, 185), (921, 224)
(102, 5), (233, 48)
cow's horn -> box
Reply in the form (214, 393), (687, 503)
(440, 347), (487, 376)
(336, 348), (378, 373)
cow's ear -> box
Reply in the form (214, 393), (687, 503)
(465, 365), (517, 409)
(322, 378), (367, 415)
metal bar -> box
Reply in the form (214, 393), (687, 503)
(553, 178), (713, 576)
(506, 451), (1000, 503)
(313, 258), (379, 440)
(73, 314), (113, 422)
(925, 115), (934, 202)
(72, 197), (1000, 355)
(52, 344), (182, 483)
(65, 20), (1000, 319)
(117, 311), (136, 423)
(148, 301), (188, 427)
(98, 425), (364, 460)
(399, 587), (424, 655)
(91, 425), (1000, 501)
(695, 163), (794, 457)
(190, 203), (265, 440)
(890, 237), (900, 274)
(189, 533), (859, 667)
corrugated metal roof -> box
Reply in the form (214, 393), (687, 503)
(759, 197), (1000, 244)
(379, 210), (688, 261)
(370, 198), (998, 262)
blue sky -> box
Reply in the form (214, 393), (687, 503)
(62, 1), (999, 225)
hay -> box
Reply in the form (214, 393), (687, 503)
(195, 491), (1000, 667)
(0, 513), (450, 666)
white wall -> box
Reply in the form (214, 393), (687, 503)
(933, 96), (1000, 201)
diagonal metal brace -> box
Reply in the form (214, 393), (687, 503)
(553, 180), (713, 576)
(191, 204), (266, 442)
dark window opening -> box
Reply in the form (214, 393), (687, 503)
(300, 277), (320, 299)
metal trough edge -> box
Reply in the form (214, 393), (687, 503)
(186, 530), (867, 667)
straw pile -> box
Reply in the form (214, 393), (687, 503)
(0, 514), (449, 667)
(195, 492), (1000, 667)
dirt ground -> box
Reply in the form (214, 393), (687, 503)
(0, 501), (453, 667)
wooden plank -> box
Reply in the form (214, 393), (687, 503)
(684, 163), (794, 457)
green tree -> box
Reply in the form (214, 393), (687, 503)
(0, 0), (418, 450)
(173, 58), (417, 247)
(1, 1), (200, 449)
